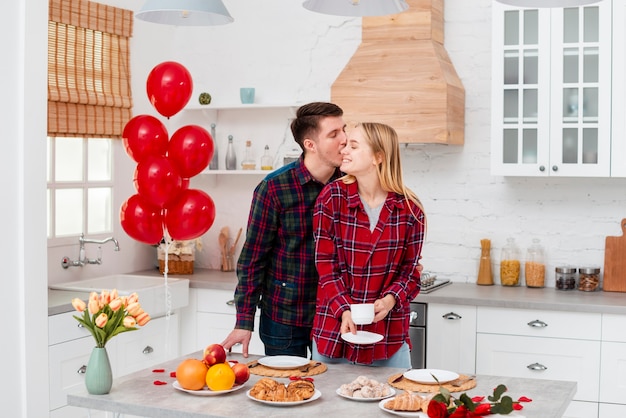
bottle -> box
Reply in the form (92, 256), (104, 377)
(477, 238), (493, 285)
(225, 135), (236, 170)
(500, 237), (521, 286)
(209, 123), (218, 170)
(525, 238), (545, 288)
(241, 140), (256, 170)
(261, 145), (273, 170)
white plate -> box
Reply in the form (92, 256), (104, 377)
(336, 386), (395, 402)
(257, 355), (310, 370)
(341, 330), (383, 344)
(378, 398), (427, 417)
(402, 369), (459, 385)
(246, 388), (322, 406)
(172, 381), (246, 396)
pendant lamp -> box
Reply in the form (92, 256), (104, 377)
(136, 0), (234, 26)
(494, 0), (599, 6)
(302, 0), (409, 17)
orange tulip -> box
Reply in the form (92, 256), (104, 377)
(71, 298), (86, 312)
(127, 302), (143, 317)
(110, 289), (119, 300)
(109, 298), (122, 312)
(135, 311), (151, 326)
(100, 290), (111, 306)
(127, 292), (139, 305)
(95, 312), (108, 328)
(88, 299), (100, 315)
(123, 316), (137, 328)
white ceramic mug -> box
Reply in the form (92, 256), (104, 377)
(350, 303), (375, 325)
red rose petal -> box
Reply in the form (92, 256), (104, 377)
(152, 369), (165, 373)
(170, 371), (176, 378)
(472, 396), (485, 402)
(518, 396), (532, 402)
(153, 380), (167, 385)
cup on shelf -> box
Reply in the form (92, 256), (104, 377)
(350, 303), (375, 325)
(240, 87), (255, 104)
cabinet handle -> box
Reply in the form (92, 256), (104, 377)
(77, 323), (84, 328)
(226, 299), (235, 306)
(527, 319), (548, 328)
(539, 165), (545, 172)
(442, 312), (462, 320)
(552, 165), (558, 172)
(143, 345), (154, 354)
(77, 365), (87, 374)
(526, 362), (547, 371)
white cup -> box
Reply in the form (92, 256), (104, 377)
(350, 303), (375, 325)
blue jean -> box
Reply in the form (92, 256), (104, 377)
(311, 339), (411, 368)
(259, 313), (312, 357)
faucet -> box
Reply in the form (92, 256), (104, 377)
(61, 233), (120, 268)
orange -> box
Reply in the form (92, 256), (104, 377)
(176, 358), (209, 390)
(205, 362), (236, 391)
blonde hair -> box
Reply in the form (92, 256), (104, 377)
(342, 122), (425, 223)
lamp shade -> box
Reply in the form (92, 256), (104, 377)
(494, 0), (599, 6)
(135, 0), (233, 26)
(302, 0), (409, 17)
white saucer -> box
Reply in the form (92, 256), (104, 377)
(257, 355), (310, 370)
(341, 330), (383, 344)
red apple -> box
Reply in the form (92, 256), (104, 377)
(203, 343), (227, 366)
(231, 362), (250, 385)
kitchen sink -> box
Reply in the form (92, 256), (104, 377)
(49, 274), (189, 317)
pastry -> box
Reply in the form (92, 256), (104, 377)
(286, 380), (316, 401)
(338, 375), (393, 399)
(249, 378), (315, 402)
(384, 391), (423, 411)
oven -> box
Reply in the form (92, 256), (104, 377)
(409, 302), (427, 369)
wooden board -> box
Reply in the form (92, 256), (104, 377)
(603, 219), (626, 292)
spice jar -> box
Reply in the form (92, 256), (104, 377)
(500, 237), (521, 286)
(555, 266), (577, 290)
(525, 238), (545, 288)
(578, 267), (600, 292)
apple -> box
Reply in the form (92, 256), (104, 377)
(203, 343), (227, 366)
(231, 362), (250, 385)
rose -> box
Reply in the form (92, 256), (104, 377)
(427, 400), (449, 418)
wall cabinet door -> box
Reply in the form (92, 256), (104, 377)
(426, 303), (476, 374)
(491, 1), (612, 177)
(611, 0), (626, 177)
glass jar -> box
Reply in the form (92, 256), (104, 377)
(260, 145), (273, 170)
(578, 267), (601, 292)
(241, 140), (256, 170)
(555, 266), (577, 290)
(525, 238), (545, 288)
(500, 237), (521, 286)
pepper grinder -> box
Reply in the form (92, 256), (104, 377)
(209, 123), (218, 170)
(477, 238), (493, 285)
(225, 135), (237, 170)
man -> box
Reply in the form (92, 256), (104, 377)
(221, 102), (347, 357)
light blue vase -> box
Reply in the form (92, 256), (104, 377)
(85, 347), (113, 395)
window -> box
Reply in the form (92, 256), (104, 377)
(47, 137), (113, 243)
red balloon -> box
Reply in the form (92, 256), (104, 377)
(146, 61), (193, 118)
(134, 155), (183, 208)
(181, 178), (190, 189)
(122, 115), (169, 163)
(165, 189), (216, 240)
(168, 125), (214, 178)
(120, 194), (164, 245)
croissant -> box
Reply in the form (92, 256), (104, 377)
(384, 391), (423, 411)
(250, 378), (315, 402)
(249, 378), (279, 400)
(286, 380), (315, 401)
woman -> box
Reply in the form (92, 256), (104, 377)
(311, 122), (426, 367)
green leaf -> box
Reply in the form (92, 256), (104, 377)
(488, 384), (508, 402)
(458, 393), (477, 411)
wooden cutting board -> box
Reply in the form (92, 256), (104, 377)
(603, 218), (626, 292)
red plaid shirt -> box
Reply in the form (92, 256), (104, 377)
(312, 180), (425, 364)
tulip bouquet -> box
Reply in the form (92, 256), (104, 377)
(426, 384), (532, 418)
(71, 289), (151, 348)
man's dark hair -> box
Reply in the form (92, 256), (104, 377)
(290, 102), (343, 150)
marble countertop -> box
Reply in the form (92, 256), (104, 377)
(50, 268), (626, 316)
(67, 351), (576, 418)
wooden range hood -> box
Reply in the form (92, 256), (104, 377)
(331, 0), (464, 145)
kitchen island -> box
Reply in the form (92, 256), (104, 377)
(68, 352), (576, 418)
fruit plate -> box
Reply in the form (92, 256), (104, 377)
(172, 381), (246, 396)
(246, 389), (322, 406)
(403, 369), (459, 385)
(257, 355), (310, 370)
(378, 398), (426, 417)
(336, 386), (395, 402)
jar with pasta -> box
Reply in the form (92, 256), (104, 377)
(500, 237), (521, 286)
(525, 238), (545, 288)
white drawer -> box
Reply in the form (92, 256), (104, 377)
(49, 310), (92, 346)
(599, 341), (626, 404)
(477, 307), (601, 340)
(602, 314), (626, 342)
(196, 289), (237, 314)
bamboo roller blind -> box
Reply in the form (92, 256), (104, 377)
(48, 0), (133, 138)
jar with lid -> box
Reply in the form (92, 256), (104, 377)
(260, 145), (273, 170)
(525, 238), (545, 288)
(555, 266), (577, 290)
(241, 140), (256, 170)
(500, 237), (521, 286)
(578, 267), (600, 292)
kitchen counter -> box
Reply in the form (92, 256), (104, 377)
(67, 352), (576, 418)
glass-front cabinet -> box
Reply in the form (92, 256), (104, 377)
(491, 1), (612, 177)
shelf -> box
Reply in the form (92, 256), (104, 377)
(185, 103), (302, 111)
(200, 169), (273, 175)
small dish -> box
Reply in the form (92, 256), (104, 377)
(378, 397), (427, 417)
(246, 388), (322, 406)
(336, 387), (395, 402)
(257, 355), (310, 370)
(172, 381), (245, 396)
(341, 330), (383, 344)
(402, 369), (459, 385)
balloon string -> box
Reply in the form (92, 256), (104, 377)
(163, 231), (173, 357)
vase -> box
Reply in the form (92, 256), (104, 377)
(85, 346), (113, 395)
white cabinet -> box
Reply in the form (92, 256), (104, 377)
(610, 0), (626, 177)
(426, 303), (476, 374)
(491, 2), (613, 177)
(475, 307), (601, 403)
(599, 314), (626, 406)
